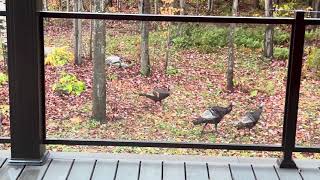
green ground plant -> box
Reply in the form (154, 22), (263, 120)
(52, 72), (86, 95)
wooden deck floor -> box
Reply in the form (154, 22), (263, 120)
(0, 152), (320, 180)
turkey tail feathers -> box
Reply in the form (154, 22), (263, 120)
(193, 117), (206, 125)
(139, 93), (154, 98)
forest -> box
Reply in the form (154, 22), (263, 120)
(0, 0), (320, 158)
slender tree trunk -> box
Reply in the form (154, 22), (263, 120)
(180, 0), (185, 15)
(207, 0), (214, 14)
(74, 0), (82, 65)
(117, 0), (121, 10)
(59, 0), (62, 11)
(196, 0), (199, 15)
(312, 0), (320, 18)
(67, 0), (70, 11)
(177, 0), (185, 35)
(92, 0), (106, 122)
(89, 0), (93, 60)
(139, 0), (151, 76)
(165, 26), (171, 72)
(264, 0), (273, 58)
(154, 0), (159, 14)
(43, 0), (48, 10)
(227, 0), (238, 92)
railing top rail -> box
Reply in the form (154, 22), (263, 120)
(40, 11), (295, 25)
(305, 18), (320, 25)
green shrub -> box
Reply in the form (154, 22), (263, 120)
(306, 48), (320, 76)
(45, 47), (73, 66)
(166, 66), (179, 75)
(173, 25), (268, 52)
(0, 72), (8, 87)
(305, 28), (320, 41)
(274, 29), (290, 45)
(235, 27), (264, 49)
(172, 25), (228, 53)
(274, 47), (289, 60)
(52, 72), (86, 96)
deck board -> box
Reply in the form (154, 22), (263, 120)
(18, 159), (51, 180)
(275, 168), (302, 180)
(208, 164), (232, 180)
(163, 161), (185, 180)
(0, 152), (320, 180)
(42, 159), (73, 180)
(115, 160), (140, 180)
(185, 162), (208, 180)
(0, 161), (24, 180)
(299, 167), (320, 180)
(91, 160), (118, 180)
(252, 165), (279, 180)
(139, 161), (162, 180)
(67, 159), (95, 180)
(230, 164), (255, 180)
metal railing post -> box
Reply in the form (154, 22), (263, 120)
(277, 11), (305, 169)
(6, 0), (48, 165)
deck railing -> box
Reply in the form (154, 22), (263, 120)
(1, 0), (320, 168)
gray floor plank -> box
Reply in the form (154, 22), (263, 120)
(163, 161), (185, 180)
(208, 164), (232, 180)
(42, 159), (73, 180)
(67, 159), (95, 180)
(115, 160), (140, 180)
(139, 161), (162, 180)
(91, 160), (118, 180)
(0, 162), (24, 180)
(18, 159), (51, 180)
(275, 168), (302, 180)
(299, 167), (320, 180)
(186, 162), (208, 180)
(252, 165), (279, 180)
(230, 164), (255, 180)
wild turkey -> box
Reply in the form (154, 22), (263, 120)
(139, 87), (171, 104)
(235, 104), (264, 133)
(193, 103), (233, 134)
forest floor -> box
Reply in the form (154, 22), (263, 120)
(0, 19), (319, 159)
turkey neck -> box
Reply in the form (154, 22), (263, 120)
(223, 104), (233, 115)
(251, 107), (263, 121)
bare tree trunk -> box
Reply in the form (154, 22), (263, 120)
(207, 0), (214, 14)
(43, 0), (48, 10)
(74, 0), (82, 65)
(165, 26), (171, 72)
(196, 0), (199, 15)
(139, 0), (151, 76)
(117, 0), (121, 10)
(89, 0), (93, 60)
(154, 0), (159, 14)
(227, 0), (238, 92)
(92, 0), (106, 122)
(264, 0), (273, 58)
(312, 0), (320, 18)
(180, 0), (185, 15)
(67, 0), (70, 11)
(177, 0), (185, 35)
(59, 0), (62, 11)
